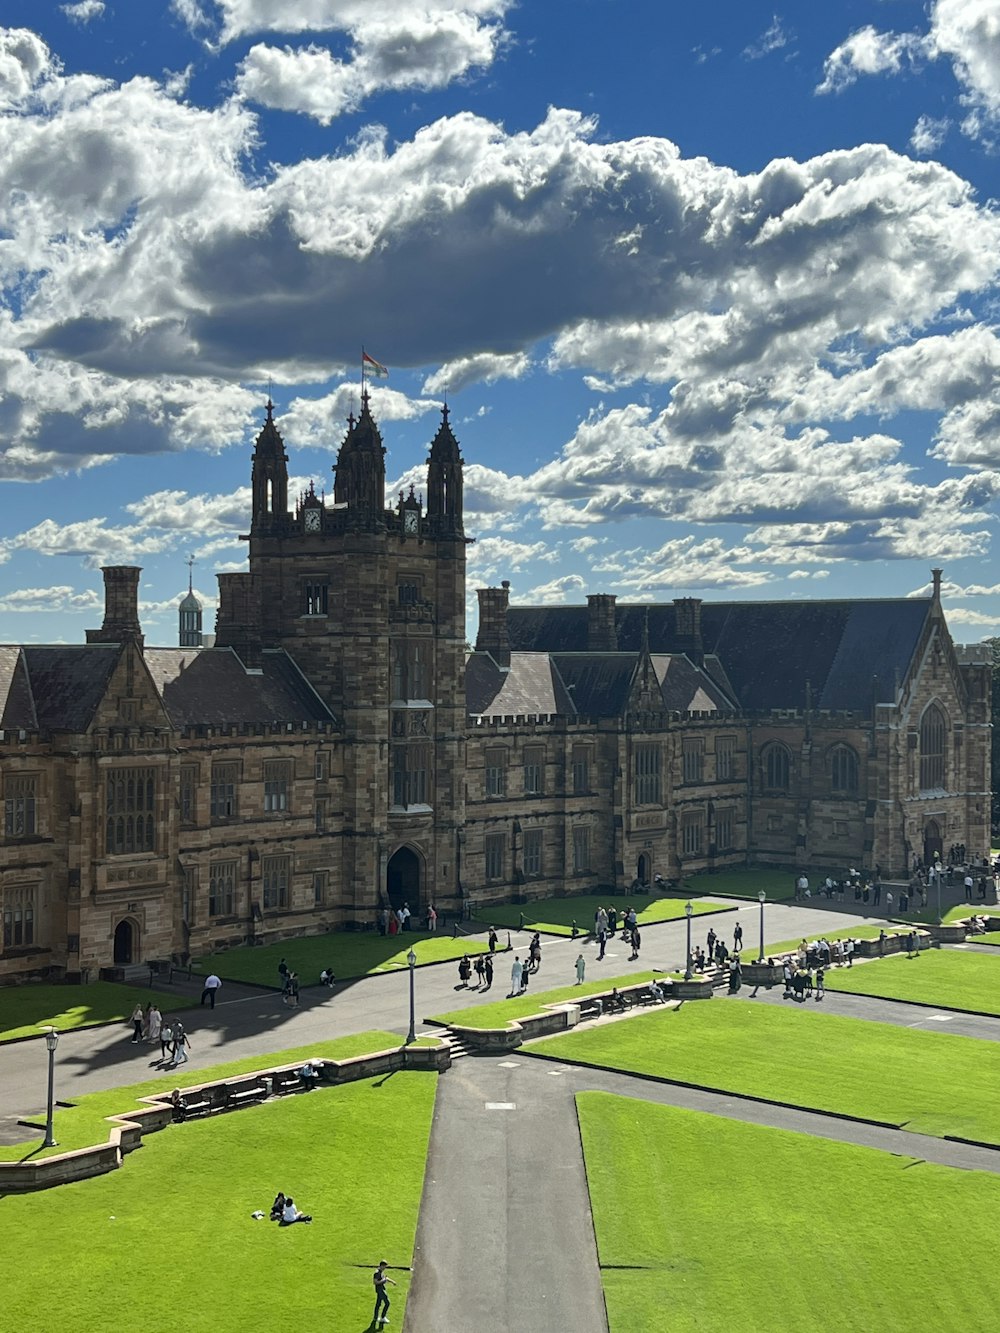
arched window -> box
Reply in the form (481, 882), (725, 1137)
(830, 745), (858, 794)
(920, 704), (946, 791)
(762, 744), (790, 793)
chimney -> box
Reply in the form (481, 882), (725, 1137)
(672, 597), (703, 665)
(215, 572), (262, 669)
(86, 566), (144, 649)
(931, 568), (943, 604)
(587, 594), (618, 651)
(476, 580), (511, 668)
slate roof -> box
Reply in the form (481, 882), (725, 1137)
(21, 645), (121, 732)
(144, 647), (335, 727)
(0, 647), (37, 731)
(466, 649), (731, 718)
(506, 598), (933, 715)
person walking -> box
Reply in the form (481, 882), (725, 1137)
(597, 927), (607, 961)
(473, 955), (485, 987)
(458, 955), (472, 987)
(575, 953), (586, 984)
(129, 1004), (144, 1044)
(372, 1260), (397, 1327)
(733, 922), (743, 951)
(483, 954), (494, 990)
(529, 933), (542, 972)
(427, 904), (438, 931)
(170, 1021), (191, 1066)
(885, 891), (894, 916)
(159, 1020), (174, 1062)
(707, 927), (717, 960)
(488, 927), (498, 954)
(288, 972), (300, 1008)
(628, 927), (641, 961)
(200, 973), (223, 1008)
(510, 955), (523, 995)
(146, 1003), (162, 1046)
(814, 965), (825, 1001)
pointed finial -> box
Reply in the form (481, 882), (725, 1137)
(186, 555), (195, 594)
(265, 397), (274, 420)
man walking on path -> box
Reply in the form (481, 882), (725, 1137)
(733, 923), (743, 951)
(597, 927), (607, 961)
(372, 1260), (396, 1327)
(575, 953), (586, 984)
(707, 927), (717, 960)
(200, 973), (222, 1008)
(170, 1022), (191, 1066)
(483, 954), (494, 990)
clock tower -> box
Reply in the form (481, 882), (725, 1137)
(239, 396), (468, 923)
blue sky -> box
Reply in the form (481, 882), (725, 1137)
(2, 0), (1000, 644)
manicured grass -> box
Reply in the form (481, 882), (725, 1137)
(578, 1092), (1000, 1331)
(825, 949), (1000, 1014)
(977, 931), (1000, 947)
(2, 1069), (436, 1332)
(0, 982), (194, 1044)
(533, 1002), (1000, 1144)
(0, 1030), (431, 1161)
(194, 928), (493, 987)
(472, 894), (726, 937)
(429, 970), (660, 1029)
(682, 866), (800, 901)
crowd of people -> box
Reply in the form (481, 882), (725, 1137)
(127, 1003), (192, 1065)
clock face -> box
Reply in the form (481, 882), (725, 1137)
(304, 508), (321, 532)
(403, 510), (418, 534)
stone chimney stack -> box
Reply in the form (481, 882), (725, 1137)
(86, 566), (144, 649)
(215, 572), (262, 669)
(931, 568), (943, 603)
(587, 594), (618, 651)
(672, 597), (704, 665)
(476, 580), (511, 668)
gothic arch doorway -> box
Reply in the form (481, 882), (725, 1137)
(923, 820), (943, 865)
(113, 918), (137, 966)
(636, 853), (651, 885)
(386, 846), (422, 915)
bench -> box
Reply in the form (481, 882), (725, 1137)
(270, 1070), (305, 1096)
(175, 1094), (212, 1120)
(224, 1079), (268, 1110)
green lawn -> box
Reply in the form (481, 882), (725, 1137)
(0, 1030), (431, 1162)
(2, 1069), (436, 1332)
(825, 948), (1000, 1014)
(429, 970), (660, 1029)
(977, 932), (1000, 947)
(472, 894), (726, 937)
(194, 928), (494, 987)
(533, 1002), (1000, 1144)
(578, 1092), (1000, 1331)
(0, 982), (194, 1045)
(682, 866), (800, 901)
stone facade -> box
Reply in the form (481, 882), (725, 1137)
(0, 403), (990, 983)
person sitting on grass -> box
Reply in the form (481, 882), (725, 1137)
(280, 1196), (312, 1225)
(270, 1191), (287, 1221)
(319, 967), (336, 988)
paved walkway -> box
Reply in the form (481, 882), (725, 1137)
(0, 899), (883, 1122)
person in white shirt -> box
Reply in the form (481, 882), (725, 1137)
(200, 974), (222, 1009)
(281, 1196), (312, 1224)
(510, 956), (523, 995)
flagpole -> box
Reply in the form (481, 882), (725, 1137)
(361, 345), (366, 396)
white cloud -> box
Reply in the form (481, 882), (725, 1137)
(60, 2), (106, 24)
(423, 351), (530, 396)
(0, 584), (102, 614)
(3, 518), (175, 567)
(817, 25), (925, 95)
(744, 17), (790, 61)
(910, 114), (950, 154)
(0, 28), (59, 109)
(521, 573), (585, 604)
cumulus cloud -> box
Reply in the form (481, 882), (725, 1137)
(61, 2), (106, 24)
(0, 584), (102, 614)
(819, 2), (1000, 139)
(2, 518), (176, 568)
(423, 351), (530, 396)
(522, 573), (585, 604)
(911, 114), (950, 154)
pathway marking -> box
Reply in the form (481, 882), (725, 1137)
(484, 1101), (516, 1110)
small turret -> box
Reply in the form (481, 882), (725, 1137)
(333, 392), (386, 528)
(178, 562), (203, 648)
(427, 404), (464, 536)
(250, 400), (289, 530)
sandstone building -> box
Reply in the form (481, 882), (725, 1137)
(0, 400), (990, 981)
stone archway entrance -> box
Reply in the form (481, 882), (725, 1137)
(923, 819), (943, 866)
(386, 846), (421, 916)
(113, 918), (137, 966)
(636, 852), (651, 885)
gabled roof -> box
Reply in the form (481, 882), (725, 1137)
(0, 647), (37, 731)
(466, 652), (573, 717)
(144, 647), (335, 727)
(506, 597), (933, 714)
(21, 645), (121, 732)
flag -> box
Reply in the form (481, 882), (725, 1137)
(362, 351), (389, 379)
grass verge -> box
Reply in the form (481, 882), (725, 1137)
(0, 982), (194, 1045)
(194, 929), (493, 987)
(429, 970), (660, 1029)
(2, 1068), (437, 1333)
(824, 948), (1000, 1014)
(533, 1001), (1000, 1144)
(472, 894), (725, 937)
(578, 1092), (1000, 1332)
(0, 1029), (431, 1161)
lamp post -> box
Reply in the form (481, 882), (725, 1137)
(757, 890), (766, 962)
(42, 1026), (59, 1148)
(684, 901), (693, 980)
(406, 948), (417, 1045)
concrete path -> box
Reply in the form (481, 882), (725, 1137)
(405, 1057), (609, 1333)
(0, 899), (885, 1122)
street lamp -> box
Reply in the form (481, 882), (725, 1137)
(684, 901), (693, 980)
(757, 890), (766, 962)
(42, 1026), (59, 1148)
(406, 948), (417, 1045)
